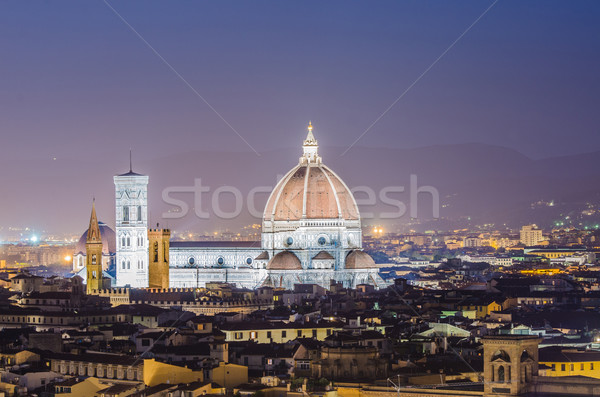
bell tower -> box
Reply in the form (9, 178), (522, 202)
(114, 153), (149, 288)
(86, 200), (103, 294)
(148, 227), (171, 289)
(483, 335), (541, 396)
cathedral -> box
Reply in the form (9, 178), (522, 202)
(77, 124), (385, 290)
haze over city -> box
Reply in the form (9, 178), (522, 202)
(1, 1), (600, 236)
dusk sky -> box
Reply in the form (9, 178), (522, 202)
(1, 1), (600, 235)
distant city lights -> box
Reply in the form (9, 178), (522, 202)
(372, 227), (384, 235)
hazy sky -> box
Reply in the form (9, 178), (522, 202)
(1, 1), (599, 235)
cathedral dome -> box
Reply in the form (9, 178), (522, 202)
(345, 250), (377, 269)
(266, 250), (302, 270)
(313, 251), (334, 260)
(74, 222), (116, 255)
(263, 124), (359, 222)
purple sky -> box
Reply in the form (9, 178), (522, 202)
(1, 1), (599, 235)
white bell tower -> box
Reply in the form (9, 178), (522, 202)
(114, 155), (149, 288)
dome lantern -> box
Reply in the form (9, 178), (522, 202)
(301, 121), (321, 165)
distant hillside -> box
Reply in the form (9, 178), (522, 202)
(142, 144), (600, 232)
(4, 144), (600, 234)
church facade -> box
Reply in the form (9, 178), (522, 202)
(95, 123), (384, 290)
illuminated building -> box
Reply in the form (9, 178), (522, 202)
(463, 236), (482, 248)
(539, 348), (600, 379)
(259, 122), (380, 288)
(490, 236), (519, 249)
(72, 223), (116, 273)
(108, 124), (384, 290)
(147, 228), (171, 289)
(520, 224), (544, 247)
(85, 201), (103, 294)
(524, 248), (595, 261)
(114, 163), (149, 288)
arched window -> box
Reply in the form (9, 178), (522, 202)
(127, 237), (131, 246)
(491, 350), (511, 363)
(127, 261), (130, 269)
(122, 261), (126, 269)
(153, 242), (159, 262)
(123, 207), (129, 222)
(122, 237), (126, 247)
(91, 255), (97, 265)
(498, 366), (505, 383)
(137, 206), (142, 221)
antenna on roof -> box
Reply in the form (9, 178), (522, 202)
(129, 149), (133, 172)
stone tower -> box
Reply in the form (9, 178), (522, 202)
(86, 200), (103, 294)
(114, 155), (149, 288)
(148, 227), (171, 289)
(483, 335), (541, 396)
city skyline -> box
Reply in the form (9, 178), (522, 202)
(5, 139), (600, 238)
(2, 4), (600, 395)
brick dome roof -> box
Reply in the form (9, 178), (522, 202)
(266, 250), (302, 270)
(263, 164), (359, 222)
(345, 250), (377, 269)
(263, 123), (359, 223)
